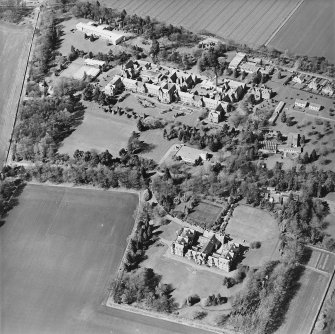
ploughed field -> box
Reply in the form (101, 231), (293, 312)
(1, 184), (138, 334)
(98, 0), (300, 46)
(0, 22), (31, 166)
(268, 0), (335, 63)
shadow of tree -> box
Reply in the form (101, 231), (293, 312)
(0, 180), (26, 228)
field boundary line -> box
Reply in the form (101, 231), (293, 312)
(105, 301), (234, 334)
(309, 259), (335, 334)
(4, 6), (41, 167)
(307, 244), (335, 256)
(265, 0), (305, 46)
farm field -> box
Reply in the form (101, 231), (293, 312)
(269, 0), (335, 63)
(97, 0), (301, 47)
(277, 268), (329, 334)
(0, 183), (140, 334)
(59, 101), (137, 156)
(0, 22), (32, 166)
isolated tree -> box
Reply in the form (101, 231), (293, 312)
(137, 118), (146, 132)
(150, 39), (160, 61)
(310, 149), (318, 162)
(301, 135), (306, 146)
(281, 111), (287, 123)
(301, 152), (309, 164)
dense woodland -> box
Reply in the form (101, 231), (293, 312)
(29, 11), (60, 81)
(229, 260), (302, 334)
(0, 6), (31, 23)
(12, 95), (84, 161)
(111, 267), (177, 313)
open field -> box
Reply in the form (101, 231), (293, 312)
(59, 101), (136, 156)
(143, 220), (239, 304)
(0, 22), (32, 166)
(277, 268), (329, 334)
(278, 247), (335, 334)
(226, 204), (279, 242)
(226, 205), (281, 267)
(1, 183), (139, 334)
(269, 0), (335, 63)
(97, 0), (301, 47)
(139, 129), (179, 163)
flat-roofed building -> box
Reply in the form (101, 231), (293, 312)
(84, 58), (105, 67)
(268, 101), (285, 125)
(308, 78), (319, 91)
(259, 141), (278, 154)
(295, 99), (308, 108)
(229, 52), (246, 69)
(240, 61), (260, 74)
(76, 22), (126, 45)
(292, 74), (305, 84)
(73, 65), (100, 80)
(322, 85), (334, 96)
(309, 102), (322, 112)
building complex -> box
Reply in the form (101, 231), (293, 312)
(171, 228), (241, 272)
(76, 22), (126, 45)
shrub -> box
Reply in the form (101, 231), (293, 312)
(223, 276), (236, 288)
(250, 241), (261, 249)
(192, 310), (207, 320)
(187, 294), (200, 306)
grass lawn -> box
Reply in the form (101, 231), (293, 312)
(1, 183), (138, 334)
(226, 205), (280, 267)
(226, 205), (278, 242)
(59, 101), (136, 156)
(142, 242), (234, 306)
(263, 153), (297, 170)
(0, 22), (32, 166)
(139, 129), (179, 163)
(117, 93), (205, 127)
(59, 58), (84, 78)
